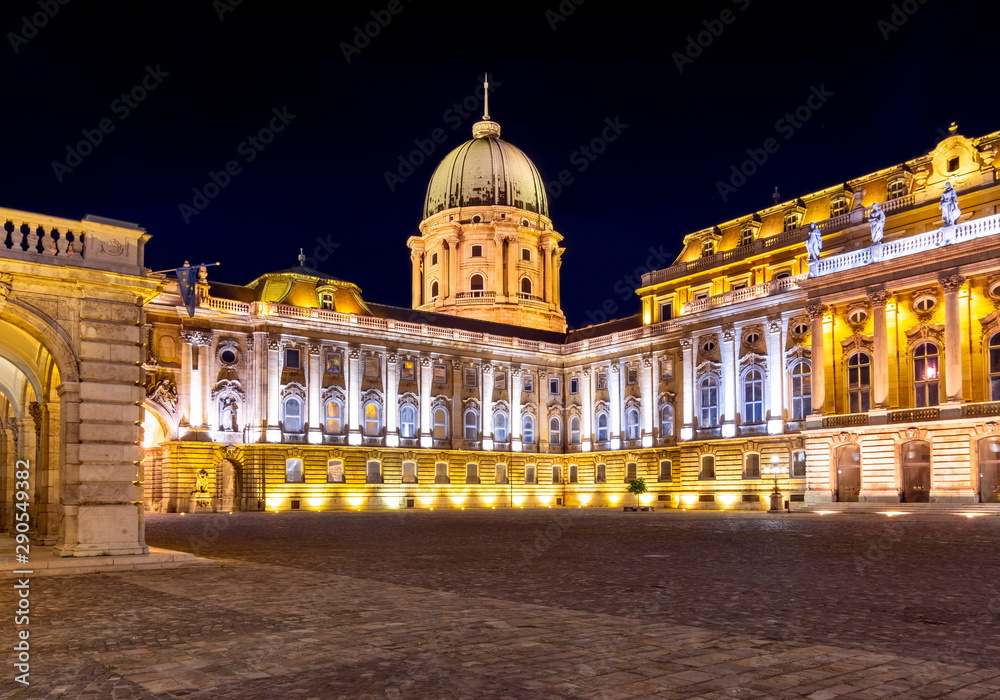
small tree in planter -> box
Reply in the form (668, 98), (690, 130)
(625, 477), (648, 511)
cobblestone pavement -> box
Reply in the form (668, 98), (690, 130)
(4, 510), (1000, 698)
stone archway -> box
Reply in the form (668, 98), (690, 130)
(215, 458), (243, 512)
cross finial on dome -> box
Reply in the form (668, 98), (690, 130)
(483, 72), (490, 121)
(298, 248), (305, 266)
(472, 72), (501, 139)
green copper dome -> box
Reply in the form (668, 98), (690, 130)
(423, 120), (549, 219)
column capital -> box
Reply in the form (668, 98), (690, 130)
(767, 316), (782, 334)
(805, 302), (827, 320)
(940, 273), (966, 293)
(866, 289), (893, 307)
(721, 324), (736, 342)
(679, 337), (693, 350)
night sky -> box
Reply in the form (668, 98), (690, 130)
(2, 0), (995, 329)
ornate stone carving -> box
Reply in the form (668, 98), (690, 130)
(148, 378), (178, 409)
(349, 348), (361, 360)
(678, 337), (693, 350)
(940, 273), (965, 293)
(940, 182), (961, 226)
(386, 352), (397, 363)
(722, 325), (736, 342)
(309, 345), (321, 355)
(268, 339), (281, 351)
(0, 272), (12, 312)
(866, 290), (893, 307)
(805, 302), (827, 320)
(420, 356), (431, 367)
(642, 356), (652, 368)
(482, 363), (493, 374)
(767, 317), (782, 334)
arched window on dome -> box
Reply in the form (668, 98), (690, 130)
(520, 277), (532, 297)
(430, 280), (439, 300)
(470, 274), (485, 295)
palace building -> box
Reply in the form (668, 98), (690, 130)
(2, 111), (1000, 556)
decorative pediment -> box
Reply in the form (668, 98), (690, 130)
(593, 399), (609, 415)
(979, 310), (1000, 343)
(327, 448), (345, 461)
(364, 450), (381, 462)
(492, 399), (510, 415)
(840, 334), (874, 354)
(658, 391), (676, 407)
(564, 402), (581, 418)
(739, 352), (767, 373)
(431, 394), (450, 410)
(398, 391), (418, 408)
(211, 379), (245, 401)
(899, 426), (929, 442)
(903, 323), (944, 347)
(322, 385), (346, 402)
(462, 396), (480, 411)
(623, 395), (641, 410)
(784, 345), (811, 369)
(695, 360), (722, 377)
(360, 388), (383, 408)
(522, 400), (538, 415)
(281, 382), (306, 400)
(836, 431), (859, 444)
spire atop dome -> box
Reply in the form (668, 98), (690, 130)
(298, 248), (305, 265)
(472, 72), (501, 139)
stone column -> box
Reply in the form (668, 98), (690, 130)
(248, 333), (266, 443)
(265, 338), (281, 442)
(721, 324), (737, 438)
(419, 356), (432, 448)
(641, 356), (654, 447)
(506, 235), (519, 302)
(609, 362), (622, 449)
(541, 244), (552, 303)
(385, 352), (398, 447)
(178, 331), (195, 427)
(196, 334), (212, 428)
(942, 274), (965, 403)
(510, 367), (523, 452)
(347, 348), (362, 445)
(451, 360), (463, 447)
(766, 317), (784, 434)
(410, 250), (423, 307)
(806, 303), (827, 420)
(307, 345), (322, 444)
(553, 248), (563, 308)
(867, 290), (893, 409)
(482, 363), (494, 449)
(680, 338), (694, 440)
(581, 367), (593, 451)
(493, 234), (506, 298)
(445, 235), (459, 300)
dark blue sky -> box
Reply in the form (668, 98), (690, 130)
(2, 0), (994, 328)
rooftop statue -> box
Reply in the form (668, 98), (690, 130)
(941, 182), (961, 226)
(869, 202), (885, 245)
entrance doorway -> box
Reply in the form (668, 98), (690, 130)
(901, 440), (931, 502)
(835, 444), (861, 502)
(978, 438), (1000, 503)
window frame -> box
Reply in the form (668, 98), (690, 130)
(363, 401), (382, 437)
(790, 360), (812, 420)
(847, 352), (872, 414)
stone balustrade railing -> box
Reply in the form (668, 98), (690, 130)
(681, 273), (807, 315)
(0, 206), (149, 274)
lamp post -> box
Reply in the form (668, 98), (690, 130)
(767, 455), (784, 513)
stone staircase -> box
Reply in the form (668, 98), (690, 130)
(797, 502), (1000, 516)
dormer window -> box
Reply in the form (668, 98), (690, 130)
(701, 240), (715, 257)
(783, 210), (802, 231)
(947, 156), (960, 173)
(739, 227), (754, 247)
(887, 178), (907, 200)
(830, 196), (849, 218)
(320, 293), (334, 310)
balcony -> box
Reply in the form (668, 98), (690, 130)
(682, 274), (806, 315)
(739, 424), (768, 436)
(963, 401), (1000, 418)
(454, 291), (497, 305)
(889, 407), (940, 423)
(694, 427), (722, 440)
(821, 414), (869, 427)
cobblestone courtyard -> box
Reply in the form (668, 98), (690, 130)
(5, 510), (1000, 698)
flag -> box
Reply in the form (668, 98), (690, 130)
(176, 266), (198, 317)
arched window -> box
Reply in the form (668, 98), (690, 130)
(493, 412), (508, 442)
(990, 333), (1000, 401)
(625, 407), (640, 439)
(625, 462), (638, 481)
(432, 407), (448, 439)
(596, 411), (609, 442)
(742, 368), (764, 424)
(466, 463), (480, 484)
(699, 375), (719, 428)
(435, 461), (450, 484)
(464, 409), (479, 440)
(595, 463), (607, 483)
(549, 416), (561, 445)
(402, 461), (417, 484)
(569, 415), (581, 444)
(660, 404), (674, 436)
(743, 453), (761, 479)
(399, 404), (417, 438)
(790, 361), (812, 420)
(847, 353), (871, 414)
(320, 293), (334, 310)
(283, 397), (302, 433)
(901, 440), (931, 502)
(658, 460), (672, 481)
(569, 464), (579, 483)
(326, 459), (344, 483)
(325, 399), (343, 434)
(366, 459), (382, 484)
(470, 274), (484, 292)
(522, 414), (535, 444)
(285, 458), (304, 483)
(495, 463), (508, 484)
(913, 342), (940, 408)
(552, 465), (562, 483)
(520, 277), (532, 295)
(525, 465), (537, 484)
(430, 280), (439, 299)
(363, 401), (381, 436)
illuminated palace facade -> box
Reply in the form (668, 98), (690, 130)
(3, 118), (1000, 554)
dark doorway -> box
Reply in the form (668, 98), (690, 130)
(979, 438), (1000, 503)
(901, 440), (931, 503)
(835, 444), (861, 502)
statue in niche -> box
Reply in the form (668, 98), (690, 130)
(195, 468), (210, 493)
(940, 182), (961, 226)
(805, 223), (823, 261)
(868, 202), (885, 244)
(220, 396), (239, 432)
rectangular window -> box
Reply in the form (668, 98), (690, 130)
(569, 377), (579, 394)
(435, 462), (450, 484)
(596, 372), (608, 391)
(659, 301), (673, 322)
(569, 465), (579, 483)
(433, 363), (447, 384)
(402, 461), (417, 483)
(660, 357), (674, 380)
(625, 462), (637, 481)
(464, 367), (477, 387)
(366, 460), (382, 484)
(699, 455), (716, 480)
(743, 453), (761, 479)
(364, 356), (379, 378)
(470, 244), (483, 257)
(658, 460), (672, 481)
(495, 371), (507, 390)
(401, 360), (416, 381)
(521, 248), (531, 262)
(325, 351), (342, 374)
(791, 451), (807, 478)
(495, 463), (508, 484)
(285, 348), (301, 370)
(525, 465), (537, 484)
(285, 458), (304, 483)
(431, 252), (438, 265)
(595, 463), (607, 483)
(552, 465), (562, 484)
(466, 463), (480, 484)
(627, 368), (638, 385)
(694, 292), (709, 301)
(549, 377), (560, 395)
(327, 459), (344, 483)
(523, 373), (535, 392)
